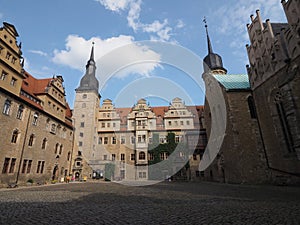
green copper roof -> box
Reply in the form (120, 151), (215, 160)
(213, 74), (250, 90)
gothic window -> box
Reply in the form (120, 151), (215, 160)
(59, 145), (63, 154)
(28, 134), (35, 146)
(42, 138), (47, 149)
(55, 143), (59, 154)
(247, 96), (257, 119)
(11, 129), (19, 143)
(16, 105), (24, 119)
(274, 89), (295, 153)
(3, 99), (11, 115)
(139, 151), (146, 160)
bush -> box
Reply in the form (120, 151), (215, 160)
(27, 179), (34, 184)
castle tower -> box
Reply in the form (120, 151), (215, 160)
(203, 20), (227, 75)
(73, 43), (101, 163)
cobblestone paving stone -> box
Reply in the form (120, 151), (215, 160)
(0, 181), (299, 225)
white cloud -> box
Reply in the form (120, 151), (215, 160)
(95, 0), (130, 12)
(96, 0), (177, 42)
(28, 50), (48, 57)
(176, 19), (185, 29)
(52, 34), (161, 81)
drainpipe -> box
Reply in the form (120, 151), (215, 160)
(15, 109), (31, 184)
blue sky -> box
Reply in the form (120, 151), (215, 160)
(0, 0), (287, 108)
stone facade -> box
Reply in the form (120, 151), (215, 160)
(201, 0), (300, 184)
(246, 0), (300, 184)
(0, 22), (75, 186)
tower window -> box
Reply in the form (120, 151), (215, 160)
(16, 105), (24, 119)
(247, 96), (257, 119)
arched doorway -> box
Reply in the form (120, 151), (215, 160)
(52, 165), (59, 181)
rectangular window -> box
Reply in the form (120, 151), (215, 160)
(36, 161), (41, 173)
(21, 159), (28, 173)
(3, 100), (11, 115)
(9, 158), (16, 173)
(103, 155), (107, 160)
(121, 136), (125, 144)
(120, 153), (125, 161)
(40, 161), (45, 174)
(101, 123), (105, 128)
(113, 123), (116, 128)
(98, 137), (102, 144)
(1, 71), (8, 80)
(104, 137), (108, 144)
(175, 136), (180, 143)
(112, 136), (116, 144)
(139, 171), (147, 178)
(27, 160), (32, 173)
(79, 132), (84, 137)
(2, 158), (10, 174)
(149, 153), (154, 161)
(131, 136), (135, 144)
(80, 122), (85, 127)
(130, 154), (135, 161)
(180, 121), (184, 125)
(112, 154), (116, 161)
(10, 77), (17, 86)
(107, 123), (110, 128)
(79, 141), (83, 147)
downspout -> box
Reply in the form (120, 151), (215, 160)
(15, 109), (31, 184)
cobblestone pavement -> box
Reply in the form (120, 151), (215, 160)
(0, 181), (299, 225)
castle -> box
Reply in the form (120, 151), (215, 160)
(0, 0), (299, 186)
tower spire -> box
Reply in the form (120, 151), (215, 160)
(90, 42), (95, 61)
(76, 42), (99, 93)
(202, 17), (227, 74)
(203, 17), (213, 54)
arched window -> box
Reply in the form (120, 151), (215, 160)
(67, 151), (71, 161)
(82, 94), (87, 99)
(41, 138), (47, 149)
(16, 105), (24, 119)
(139, 151), (146, 160)
(3, 99), (11, 115)
(11, 129), (19, 143)
(247, 96), (257, 119)
(28, 134), (35, 146)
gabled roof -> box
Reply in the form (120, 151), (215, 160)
(3, 22), (19, 37)
(213, 74), (250, 90)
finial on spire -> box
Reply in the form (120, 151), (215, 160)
(90, 41), (95, 61)
(203, 17), (213, 54)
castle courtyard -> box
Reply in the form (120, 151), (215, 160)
(0, 181), (299, 224)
